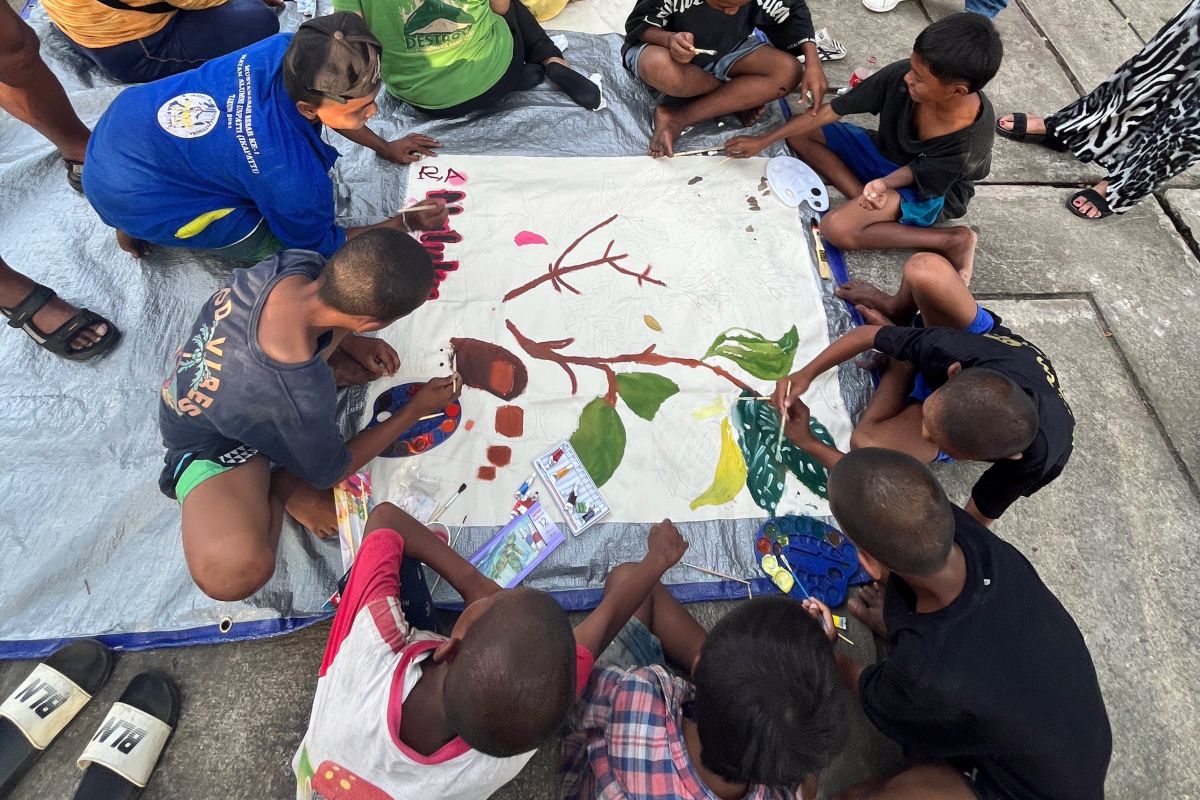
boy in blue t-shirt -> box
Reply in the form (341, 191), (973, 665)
(725, 13), (1001, 282)
(84, 14), (446, 264)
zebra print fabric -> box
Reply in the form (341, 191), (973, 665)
(1045, 0), (1200, 213)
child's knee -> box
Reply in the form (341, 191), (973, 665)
(821, 207), (861, 249)
(191, 546), (275, 602)
(777, 58), (804, 94)
(904, 252), (957, 287)
(849, 424), (880, 451)
(638, 48), (688, 95)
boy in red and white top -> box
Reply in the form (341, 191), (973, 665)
(293, 502), (689, 800)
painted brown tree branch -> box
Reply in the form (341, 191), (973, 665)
(505, 320), (754, 405)
(502, 215), (663, 303)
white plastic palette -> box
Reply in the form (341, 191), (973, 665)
(766, 155), (829, 212)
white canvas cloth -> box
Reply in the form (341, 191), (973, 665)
(369, 155), (851, 528)
(546, 0), (636, 34)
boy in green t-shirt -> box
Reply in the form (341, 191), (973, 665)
(334, 0), (600, 117)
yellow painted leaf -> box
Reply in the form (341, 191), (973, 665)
(643, 314), (663, 332)
(690, 418), (748, 510)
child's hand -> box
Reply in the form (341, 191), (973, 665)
(802, 597), (837, 642)
(408, 198), (449, 231)
(772, 370), (811, 416)
(377, 133), (441, 165)
(669, 32), (697, 63)
(340, 335), (400, 378)
(409, 375), (461, 418)
(782, 398), (819, 448)
(859, 179), (889, 211)
(645, 519), (688, 572)
(724, 134), (766, 159)
(800, 61), (828, 116)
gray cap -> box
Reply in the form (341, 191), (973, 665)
(284, 13), (382, 104)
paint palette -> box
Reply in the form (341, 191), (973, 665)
(469, 501), (566, 588)
(753, 515), (870, 606)
(534, 441), (611, 535)
(366, 382), (462, 458)
(766, 155), (829, 212)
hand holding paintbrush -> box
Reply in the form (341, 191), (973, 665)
(391, 198), (448, 233)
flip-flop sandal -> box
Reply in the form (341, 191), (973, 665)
(1066, 188), (1113, 220)
(1, 283), (120, 361)
(0, 640), (114, 796)
(73, 671), (179, 800)
(994, 113), (1068, 151)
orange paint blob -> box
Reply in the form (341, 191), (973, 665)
(464, 419), (475, 431)
(487, 446), (512, 467)
(477, 465), (496, 480)
(495, 405), (524, 438)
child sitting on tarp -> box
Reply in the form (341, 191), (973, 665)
(83, 14), (446, 264)
(726, 13), (1001, 282)
(159, 230), (459, 602)
(804, 449), (1111, 799)
(623, 0), (826, 158)
(331, 0), (601, 120)
(560, 581), (846, 798)
(293, 506), (689, 800)
(775, 252), (1073, 529)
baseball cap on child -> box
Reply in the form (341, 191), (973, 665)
(283, 13), (382, 104)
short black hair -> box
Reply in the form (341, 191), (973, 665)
(913, 12), (1003, 93)
(829, 448), (954, 575)
(693, 597), (847, 787)
(929, 367), (1038, 460)
(318, 229), (434, 321)
(443, 589), (575, 757)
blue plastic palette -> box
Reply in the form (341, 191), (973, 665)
(753, 515), (871, 606)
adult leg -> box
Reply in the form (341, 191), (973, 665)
(836, 253), (981, 327)
(501, 0), (599, 109)
(0, 5), (89, 163)
(835, 763), (977, 800)
(650, 45), (803, 157)
(819, 192), (978, 283)
(181, 457), (336, 601)
(788, 127), (865, 199)
(0, 256), (111, 351)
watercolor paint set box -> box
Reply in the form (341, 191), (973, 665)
(468, 501), (566, 588)
(534, 441), (611, 535)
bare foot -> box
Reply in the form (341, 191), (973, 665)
(847, 581), (887, 636)
(854, 303), (895, 326)
(649, 104), (686, 158)
(284, 483), (338, 539)
(116, 230), (150, 259)
(836, 279), (899, 318)
(940, 226), (977, 286)
(328, 349), (375, 388)
(1071, 180), (1110, 219)
(736, 105), (766, 127)
(997, 113), (1046, 135)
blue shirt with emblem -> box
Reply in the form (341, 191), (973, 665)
(83, 34), (347, 257)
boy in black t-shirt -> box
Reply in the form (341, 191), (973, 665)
(774, 252), (1073, 527)
(726, 13), (1001, 281)
(623, 0), (826, 158)
(801, 449), (1111, 800)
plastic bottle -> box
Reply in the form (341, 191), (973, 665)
(849, 56), (878, 89)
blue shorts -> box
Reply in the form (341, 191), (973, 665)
(908, 305), (995, 463)
(624, 36), (767, 85)
(597, 617), (666, 670)
(821, 122), (945, 227)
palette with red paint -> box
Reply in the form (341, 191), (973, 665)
(367, 382), (462, 457)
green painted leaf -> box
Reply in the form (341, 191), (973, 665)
(569, 397), (627, 487)
(703, 326), (800, 380)
(779, 417), (837, 499)
(690, 417), (748, 510)
(730, 392), (787, 514)
(616, 372), (680, 421)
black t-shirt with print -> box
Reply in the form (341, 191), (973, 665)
(873, 318), (1073, 519)
(623, 0), (815, 64)
(859, 507), (1112, 800)
(830, 60), (995, 218)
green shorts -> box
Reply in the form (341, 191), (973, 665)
(174, 458), (234, 505)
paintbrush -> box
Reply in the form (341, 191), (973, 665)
(776, 379), (791, 453)
(690, 47), (717, 55)
(395, 201), (439, 215)
(430, 482), (466, 523)
(678, 560), (753, 599)
(430, 514), (469, 594)
(673, 147), (723, 157)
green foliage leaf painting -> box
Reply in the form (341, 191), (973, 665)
(731, 395), (788, 513)
(779, 417), (836, 499)
(616, 372), (680, 421)
(731, 392), (836, 512)
(569, 397), (627, 487)
(703, 326), (800, 380)
(690, 417), (748, 510)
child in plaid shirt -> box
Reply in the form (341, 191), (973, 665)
(561, 577), (847, 800)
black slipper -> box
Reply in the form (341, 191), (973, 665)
(995, 112), (1067, 151)
(1066, 188), (1113, 220)
(73, 671), (180, 800)
(1, 283), (120, 361)
(0, 640), (114, 796)
(544, 62), (601, 110)
(64, 159), (84, 193)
